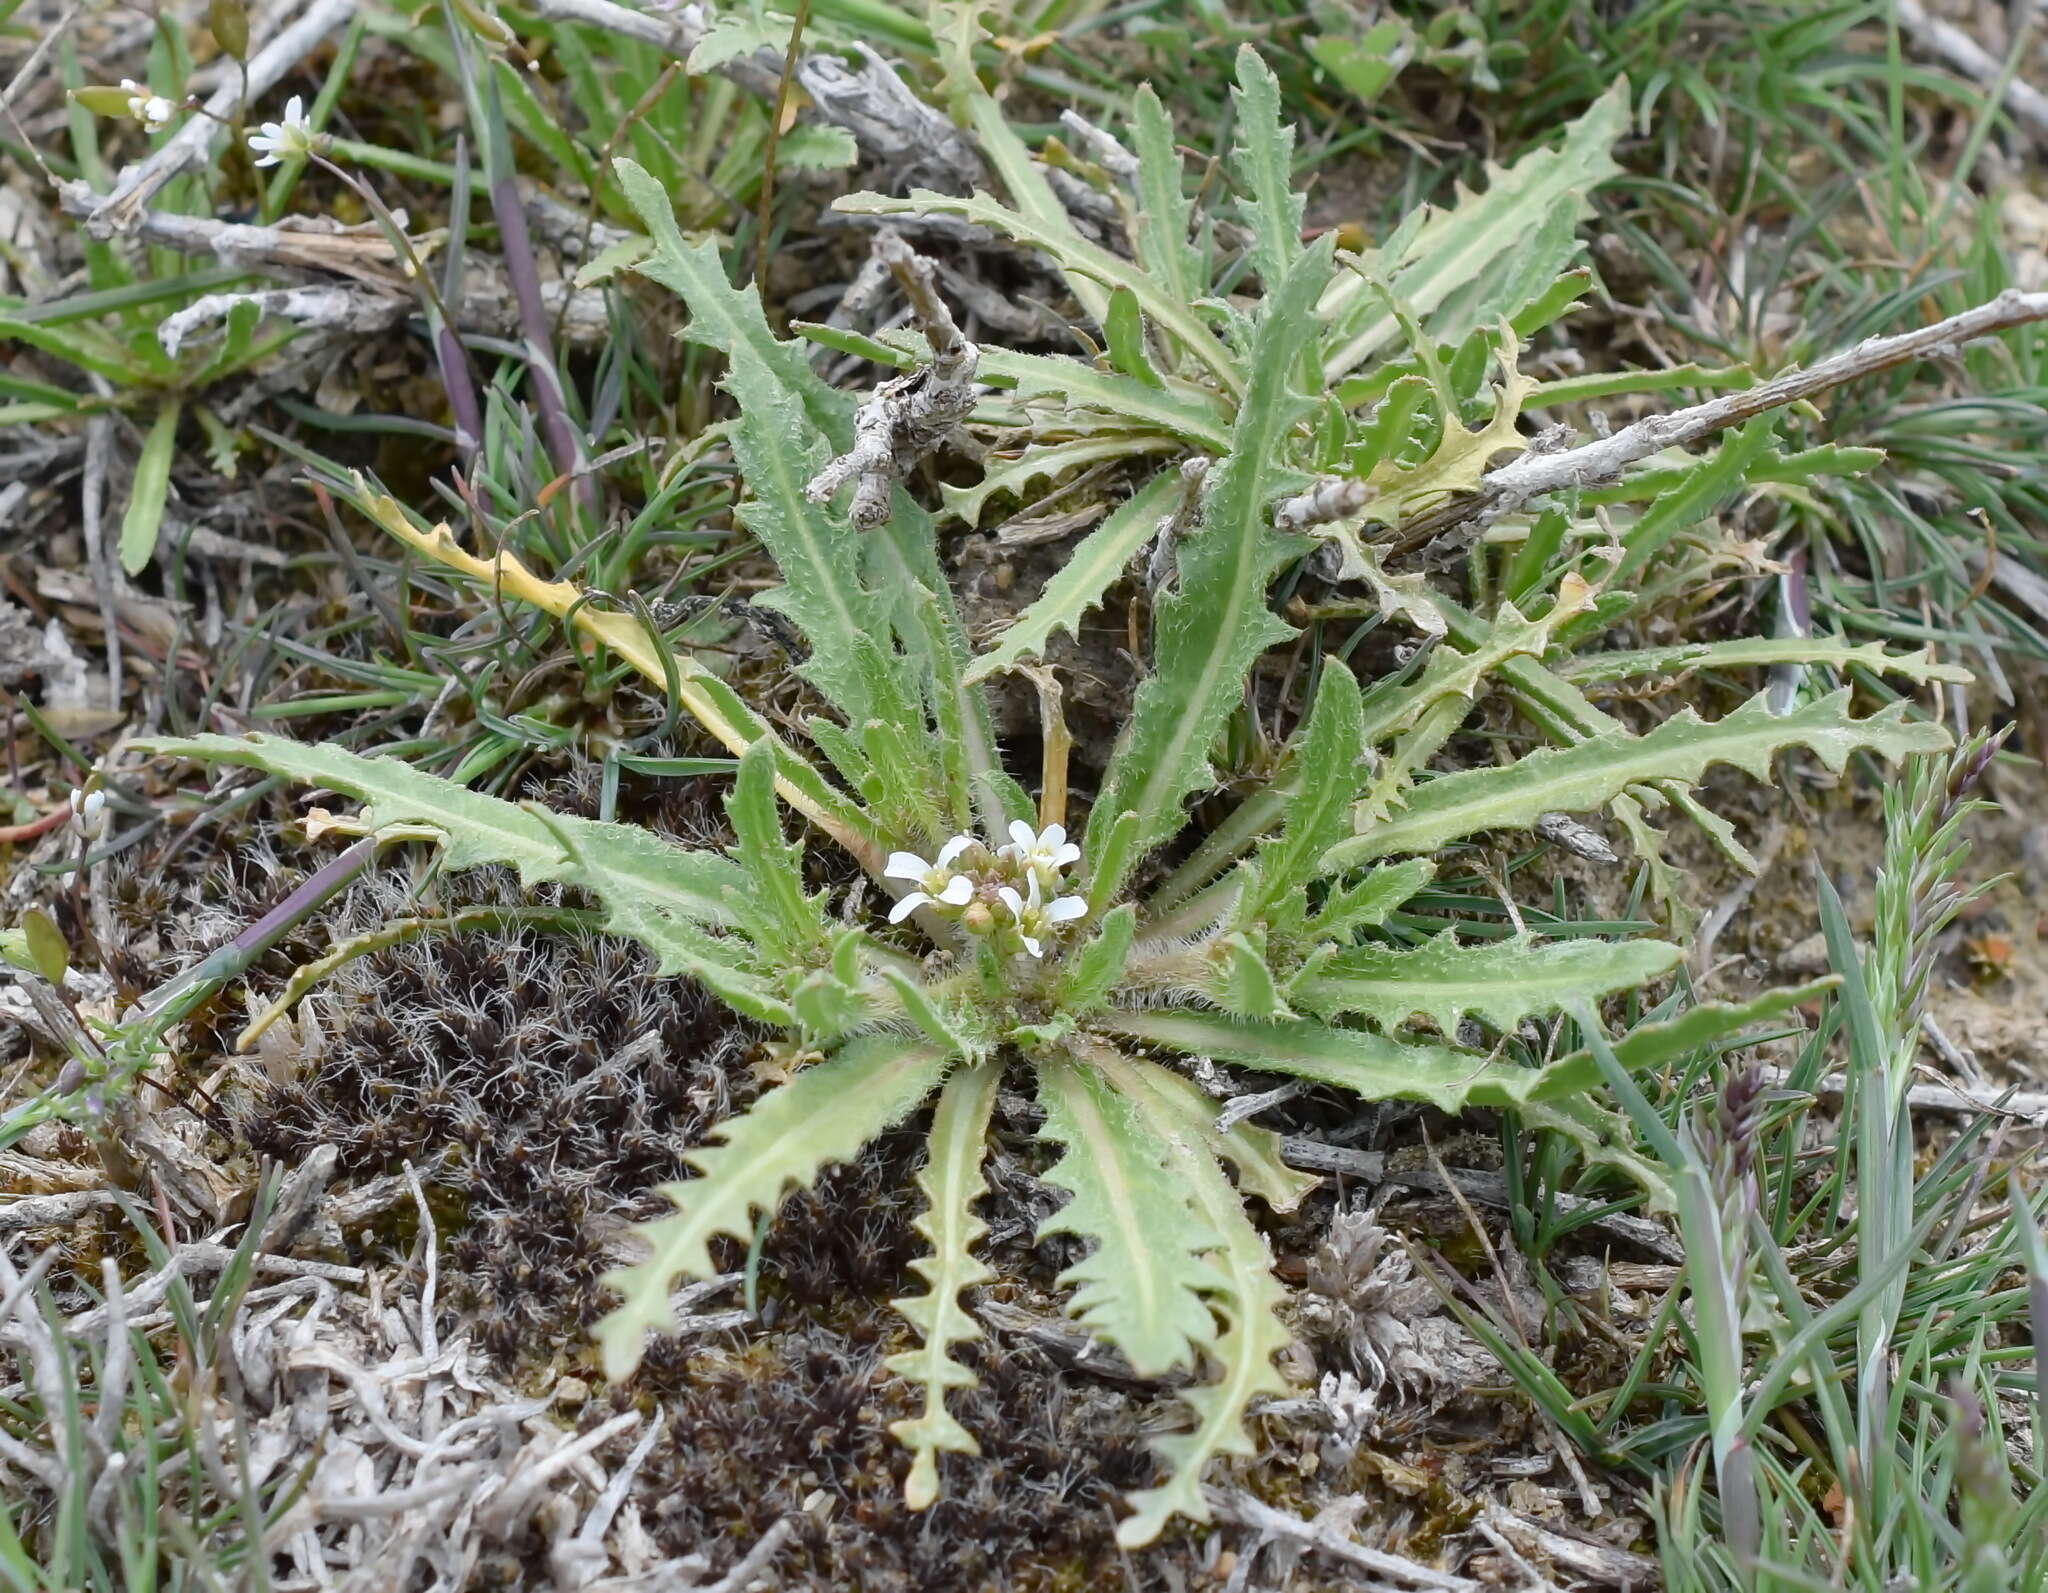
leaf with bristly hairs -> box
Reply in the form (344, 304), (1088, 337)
(1324, 690), (1953, 872)
(1086, 239), (1334, 898)
(614, 157), (882, 722)
(597, 1039), (951, 1378)
(1035, 1059), (1226, 1378)
(1292, 933), (1685, 1037)
(887, 1060), (999, 1509)
(1086, 1047), (1293, 1547)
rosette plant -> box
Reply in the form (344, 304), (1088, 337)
(137, 44), (1956, 1543)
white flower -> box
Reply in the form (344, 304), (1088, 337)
(995, 871), (1087, 958)
(247, 95), (316, 167)
(885, 835), (975, 923)
(68, 787), (107, 841)
(121, 79), (177, 131)
(999, 819), (1080, 885)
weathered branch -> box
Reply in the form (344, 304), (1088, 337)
(806, 232), (979, 528)
(1895, 0), (2048, 142)
(1386, 286), (2048, 557)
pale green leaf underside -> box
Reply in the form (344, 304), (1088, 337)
(134, 734), (747, 972)
(888, 1059), (1000, 1509)
(1295, 932), (1685, 1036)
(966, 472), (1181, 683)
(598, 1038), (950, 1378)
(1036, 1060), (1225, 1378)
(1326, 689), (1952, 869)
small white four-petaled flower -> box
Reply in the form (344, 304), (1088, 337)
(69, 786), (107, 841)
(121, 79), (177, 131)
(999, 819), (1080, 886)
(884, 835), (975, 923)
(247, 96), (317, 167)
(995, 871), (1088, 959)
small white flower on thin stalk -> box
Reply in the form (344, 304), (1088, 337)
(995, 871), (1088, 959)
(120, 79), (177, 131)
(1000, 819), (1080, 886)
(69, 786), (107, 841)
(247, 95), (317, 167)
(885, 835), (976, 924)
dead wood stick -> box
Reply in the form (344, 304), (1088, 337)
(1373, 286), (2048, 557)
(1894, 0), (2048, 141)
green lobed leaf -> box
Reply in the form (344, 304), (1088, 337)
(1089, 1048), (1293, 1547)
(1325, 689), (1953, 870)
(1055, 903), (1138, 1016)
(1319, 80), (1628, 383)
(1035, 1058), (1225, 1378)
(598, 1038), (951, 1377)
(614, 158), (881, 720)
(888, 1059), (1000, 1509)
(1244, 659), (1364, 926)
(1099, 1007), (1621, 1115)
(941, 434), (1176, 528)
(1087, 239), (1334, 896)
(1293, 932), (1684, 1036)
(134, 735), (749, 978)
(1304, 857), (1436, 941)
(1555, 636), (1971, 688)
(1228, 48), (1304, 295)
(1128, 85), (1204, 311)
(724, 740), (826, 960)
(966, 472), (1180, 683)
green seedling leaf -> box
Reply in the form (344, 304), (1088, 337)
(1305, 858), (1436, 941)
(725, 740), (826, 960)
(888, 1059), (999, 1509)
(1308, 21), (1413, 110)
(598, 1037), (951, 1377)
(1104, 286), (1163, 387)
(118, 398), (182, 575)
(1326, 690), (1952, 870)
(21, 909), (69, 988)
(1244, 659), (1363, 926)
(1056, 903), (1137, 1015)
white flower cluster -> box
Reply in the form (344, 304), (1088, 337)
(69, 785), (107, 841)
(885, 820), (1088, 958)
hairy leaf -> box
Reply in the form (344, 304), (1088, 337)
(1319, 80), (1628, 381)
(598, 1038), (950, 1377)
(1128, 85), (1204, 309)
(966, 472), (1180, 683)
(1327, 690), (1952, 870)
(616, 158), (882, 719)
(1294, 932), (1685, 1035)
(1088, 240), (1333, 895)
(1245, 660), (1363, 928)
(136, 734), (749, 980)
(1090, 1048), (1292, 1547)
(888, 1060), (1000, 1509)
(1228, 48), (1303, 295)
(1304, 857), (1436, 941)
(725, 740), (826, 960)
(1099, 1008), (1623, 1114)
(1036, 1059), (1224, 1377)
(1056, 903), (1138, 1015)
(942, 434), (1175, 528)
(1555, 636), (1971, 688)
